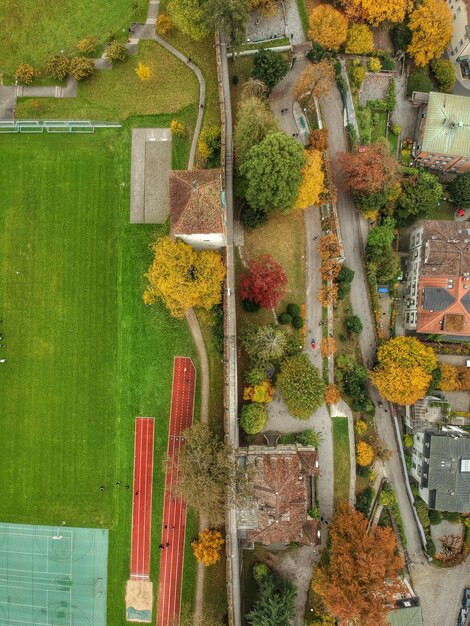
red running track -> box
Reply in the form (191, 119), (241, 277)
(130, 417), (155, 580)
(157, 356), (196, 626)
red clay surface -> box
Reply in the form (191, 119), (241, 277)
(130, 416), (155, 580)
(157, 356), (196, 626)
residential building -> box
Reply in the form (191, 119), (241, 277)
(169, 168), (226, 250)
(237, 445), (320, 549)
(387, 599), (423, 626)
(447, 0), (470, 77)
(410, 429), (470, 512)
(403, 220), (470, 339)
(405, 396), (451, 432)
(413, 92), (470, 173)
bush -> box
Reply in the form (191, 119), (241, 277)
(430, 58), (456, 93)
(386, 78), (396, 112)
(429, 509), (442, 525)
(426, 537), (436, 557)
(442, 511), (461, 523)
(241, 203), (268, 230)
(240, 403), (268, 434)
(381, 55), (395, 71)
(242, 299), (261, 312)
(14, 63), (36, 85)
(252, 49), (289, 91)
(356, 441), (375, 467)
(76, 36), (97, 53)
(44, 54), (71, 80)
(346, 123), (357, 150)
(308, 128), (329, 151)
(292, 316), (304, 329)
(232, 74), (239, 85)
(277, 353), (325, 419)
(156, 13), (172, 35)
(350, 63), (366, 88)
(415, 499), (430, 529)
(448, 170), (470, 207)
(253, 562), (270, 583)
(390, 22), (412, 52)
(356, 486), (374, 516)
(198, 125), (221, 165)
(245, 366), (267, 385)
(170, 119), (185, 136)
(390, 124), (401, 136)
(407, 67), (432, 98)
(68, 57), (95, 81)
(403, 433), (413, 447)
(337, 266), (354, 285)
(356, 464), (371, 479)
(297, 429), (322, 447)
(279, 312), (292, 325)
(345, 314), (363, 335)
(286, 303), (300, 316)
(106, 40), (128, 62)
(336, 75), (348, 95)
(354, 419), (367, 435)
(368, 57), (382, 73)
(308, 506), (320, 520)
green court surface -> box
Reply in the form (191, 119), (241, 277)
(0, 523), (108, 626)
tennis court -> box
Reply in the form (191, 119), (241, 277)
(0, 523), (108, 626)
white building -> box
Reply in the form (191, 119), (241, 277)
(447, 0), (470, 77)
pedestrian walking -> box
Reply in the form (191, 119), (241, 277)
(0, 359), (6, 363)
(172, 525), (175, 530)
(99, 485), (105, 492)
(187, 57), (191, 64)
(116, 481), (121, 486)
(200, 103), (204, 108)
(135, 491), (140, 496)
(125, 484), (130, 489)
(159, 544), (164, 550)
(166, 542), (170, 547)
(313, 236), (318, 240)
(164, 524), (168, 529)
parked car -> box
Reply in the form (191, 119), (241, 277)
(456, 589), (470, 626)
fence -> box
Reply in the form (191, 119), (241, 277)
(0, 120), (121, 133)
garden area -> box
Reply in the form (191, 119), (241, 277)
(332, 416), (350, 505)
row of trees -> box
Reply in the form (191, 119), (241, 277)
(308, 0), (452, 67)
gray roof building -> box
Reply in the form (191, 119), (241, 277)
(387, 605), (423, 626)
(414, 431), (470, 512)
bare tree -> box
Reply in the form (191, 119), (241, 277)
(295, 59), (335, 111)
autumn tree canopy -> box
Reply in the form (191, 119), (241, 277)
(295, 60), (335, 110)
(408, 0), (453, 67)
(278, 354), (325, 419)
(308, 5), (348, 51)
(370, 337), (438, 405)
(144, 237), (226, 318)
(295, 150), (325, 210)
(239, 324), (293, 366)
(313, 502), (403, 626)
(240, 132), (305, 214)
(234, 96), (278, 163)
(238, 255), (287, 309)
(337, 141), (399, 195)
(345, 23), (374, 54)
(191, 529), (224, 566)
(340, 0), (412, 26)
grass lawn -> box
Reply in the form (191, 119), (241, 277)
(428, 199), (456, 220)
(0, 128), (200, 624)
(230, 56), (254, 113)
(332, 416), (350, 506)
(16, 41), (199, 122)
(0, 0), (148, 78)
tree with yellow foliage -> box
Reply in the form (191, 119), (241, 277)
(370, 337), (438, 405)
(135, 62), (152, 81)
(320, 259), (341, 280)
(249, 0), (277, 17)
(320, 337), (336, 357)
(356, 441), (374, 467)
(317, 283), (338, 307)
(354, 420), (367, 435)
(295, 60), (335, 110)
(408, 0), (453, 67)
(345, 23), (374, 54)
(191, 529), (224, 566)
(324, 384), (341, 405)
(295, 150), (325, 210)
(340, 0), (412, 25)
(308, 5), (348, 52)
(170, 119), (185, 135)
(156, 13), (172, 35)
(144, 237), (226, 318)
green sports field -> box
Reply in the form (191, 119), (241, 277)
(0, 127), (199, 624)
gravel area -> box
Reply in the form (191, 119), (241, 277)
(245, 0), (305, 45)
(359, 73), (390, 107)
(430, 520), (464, 555)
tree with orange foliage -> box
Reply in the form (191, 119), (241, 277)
(408, 0), (453, 67)
(337, 141), (399, 195)
(340, 0), (412, 26)
(440, 363), (470, 391)
(318, 233), (341, 260)
(320, 259), (341, 280)
(324, 384), (340, 405)
(320, 337), (336, 357)
(295, 60), (335, 110)
(317, 284), (338, 307)
(295, 150), (325, 210)
(313, 502), (403, 626)
(191, 529), (224, 566)
(309, 128), (329, 152)
(308, 5), (348, 51)
(356, 441), (374, 466)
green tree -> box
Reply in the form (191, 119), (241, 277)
(406, 66), (433, 97)
(449, 170), (470, 206)
(430, 59), (456, 93)
(366, 218), (401, 282)
(247, 570), (296, 626)
(395, 169), (443, 225)
(239, 324), (289, 365)
(337, 266), (355, 285)
(251, 49), (289, 91)
(68, 57), (95, 81)
(240, 132), (305, 213)
(234, 96), (279, 163)
(106, 40), (128, 62)
(240, 403), (268, 434)
(205, 0), (250, 47)
(44, 54), (70, 80)
(277, 354), (325, 419)
(345, 315), (363, 335)
(168, 0), (210, 40)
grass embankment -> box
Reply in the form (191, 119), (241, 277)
(0, 0), (147, 77)
(0, 129), (200, 624)
(16, 40), (199, 122)
(332, 416), (350, 505)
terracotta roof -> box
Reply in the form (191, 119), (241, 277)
(420, 221), (470, 277)
(245, 452), (320, 546)
(169, 169), (224, 236)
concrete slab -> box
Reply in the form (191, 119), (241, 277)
(130, 128), (172, 224)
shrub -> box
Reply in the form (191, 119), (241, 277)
(338, 266), (354, 285)
(292, 316), (304, 329)
(381, 55), (395, 71)
(308, 128), (329, 151)
(346, 123), (357, 150)
(386, 78), (397, 112)
(403, 433), (413, 447)
(243, 380), (274, 403)
(241, 204), (268, 230)
(156, 13), (172, 35)
(390, 124), (401, 136)
(430, 58), (456, 93)
(44, 54), (70, 80)
(351, 63), (367, 88)
(14, 63), (36, 84)
(253, 562), (270, 583)
(68, 57), (95, 81)
(324, 384), (341, 405)
(170, 119), (185, 135)
(245, 366), (267, 386)
(356, 441), (375, 467)
(354, 420), (367, 435)
(286, 303), (301, 316)
(415, 499), (430, 528)
(279, 312), (292, 325)
(232, 74), (239, 85)
(426, 537), (436, 557)
(242, 298), (261, 312)
(356, 486), (374, 516)
(252, 49), (289, 91)
(106, 40), (128, 62)
(357, 464), (371, 478)
(429, 509), (442, 525)
(76, 35), (97, 53)
(297, 430), (322, 447)
(345, 315), (363, 335)
(368, 57), (382, 73)
(198, 125), (221, 165)
(308, 506), (320, 520)
(407, 67), (432, 97)
(240, 403), (268, 434)
(336, 75), (348, 95)
(442, 511), (461, 523)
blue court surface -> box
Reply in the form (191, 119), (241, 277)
(0, 523), (108, 626)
